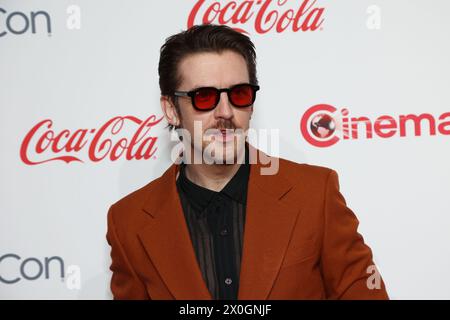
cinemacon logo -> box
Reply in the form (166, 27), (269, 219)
(0, 7), (51, 37)
(300, 104), (450, 148)
(0, 253), (80, 289)
(187, 0), (325, 34)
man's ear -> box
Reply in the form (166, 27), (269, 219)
(160, 95), (180, 127)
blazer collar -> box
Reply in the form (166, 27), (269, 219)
(138, 142), (301, 299)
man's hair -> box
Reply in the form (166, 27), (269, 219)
(158, 24), (258, 130)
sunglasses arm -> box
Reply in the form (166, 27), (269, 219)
(173, 91), (190, 97)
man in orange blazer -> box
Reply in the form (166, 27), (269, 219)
(106, 24), (388, 300)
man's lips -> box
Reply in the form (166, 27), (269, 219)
(208, 128), (236, 142)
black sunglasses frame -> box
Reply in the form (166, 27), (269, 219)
(173, 83), (260, 111)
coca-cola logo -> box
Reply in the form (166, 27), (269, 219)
(20, 115), (163, 165)
(187, 0), (325, 34)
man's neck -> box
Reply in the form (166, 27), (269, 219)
(182, 145), (247, 192)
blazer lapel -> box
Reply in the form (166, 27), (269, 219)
(237, 145), (301, 299)
(139, 164), (212, 299)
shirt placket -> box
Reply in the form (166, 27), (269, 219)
(208, 194), (238, 300)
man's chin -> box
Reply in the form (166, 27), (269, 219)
(201, 140), (245, 165)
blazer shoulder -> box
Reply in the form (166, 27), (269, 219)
(108, 164), (172, 224)
(277, 156), (335, 184)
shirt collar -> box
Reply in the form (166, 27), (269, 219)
(176, 143), (250, 213)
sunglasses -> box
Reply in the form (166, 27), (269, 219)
(173, 83), (260, 111)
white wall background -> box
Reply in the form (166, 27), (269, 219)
(1, 0), (449, 299)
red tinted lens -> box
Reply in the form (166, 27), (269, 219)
(194, 88), (218, 110)
(230, 85), (254, 107)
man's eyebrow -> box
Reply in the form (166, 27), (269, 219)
(190, 84), (211, 90)
(189, 82), (249, 90)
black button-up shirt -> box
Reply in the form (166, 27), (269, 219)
(176, 146), (250, 300)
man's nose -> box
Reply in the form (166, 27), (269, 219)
(213, 91), (234, 119)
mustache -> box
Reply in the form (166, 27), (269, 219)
(209, 119), (237, 130)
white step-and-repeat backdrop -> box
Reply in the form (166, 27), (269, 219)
(1, 0), (449, 299)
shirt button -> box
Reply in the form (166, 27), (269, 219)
(220, 229), (228, 236)
(225, 278), (233, 285)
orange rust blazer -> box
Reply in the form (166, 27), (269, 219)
(106, 145), (389, 300)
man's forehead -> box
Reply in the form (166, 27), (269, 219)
(177, 51), (250, 89)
